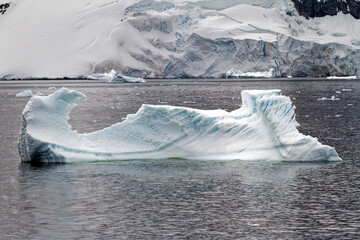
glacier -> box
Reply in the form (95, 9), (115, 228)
(18, 88), (341, 163)
(0, 0), (360, 79)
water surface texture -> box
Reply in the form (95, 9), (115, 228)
(0, 79), (359, 239)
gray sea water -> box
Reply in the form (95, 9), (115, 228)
(0, 79), (359, 239)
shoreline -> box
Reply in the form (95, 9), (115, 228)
(0, 77), (359, 83)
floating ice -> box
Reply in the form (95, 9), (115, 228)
(317, 96), (340, 101)
(88, 70), (146, 83)
(48, 87), (56, 90)
(16, 90), (34, 98)
(108, 75), (146, 84)
(326, 76), (357, 80)
(18, 88), (341, 163)
(226, 68), (274, 79)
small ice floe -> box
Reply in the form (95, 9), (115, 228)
(15, 90), (34, 98)
(317, 96), (340, 101)
(109, 75), (145, 83)
(335, 91), (341, 94)
(35, 92), (45, 96)
(88, 69), (146, 83)
(49, 87), (56, 90)
(342, 89), (352, 92)
(326, 76), (357, 80)
(226, 68), (274, 79)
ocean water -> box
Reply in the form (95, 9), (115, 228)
(0, 79), (359, 239)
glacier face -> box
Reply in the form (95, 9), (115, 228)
(0, 0), (360, 78)
(18, 88), (341, 163)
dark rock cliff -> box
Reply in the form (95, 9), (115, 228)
(0, 3), (10, 15)
(292, 0), (360, 19)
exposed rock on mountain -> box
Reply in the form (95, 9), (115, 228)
(292, 0), (360, 19)
(0, 3), (10, 14)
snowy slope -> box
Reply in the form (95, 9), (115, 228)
(0, 0), (359, 78)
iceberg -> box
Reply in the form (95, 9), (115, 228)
(15, 90), (34, 98)
(326, 76), (357, 80)
(226, 69), (275, 79)
(18, 88), (341, 163)
(108, 75), (146, 84)
(317, 96), (340, 101)
(88, 70), (146, 83)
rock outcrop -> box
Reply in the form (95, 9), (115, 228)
(292, 0), (360, 19)
(0, 3), (10, 14)
(0, 3), (10, 15)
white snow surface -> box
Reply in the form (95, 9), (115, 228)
(1, 0), (360, 78)
(18, 88), (341, 163)
(226, 68), (275, 78)
(88, 69), (146, 83)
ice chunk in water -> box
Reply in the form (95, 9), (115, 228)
(18, 88), (341, 163)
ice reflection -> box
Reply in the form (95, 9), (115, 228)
(14, 161), (335, 239)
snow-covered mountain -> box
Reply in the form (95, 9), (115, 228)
(0, 0), (359, 79)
